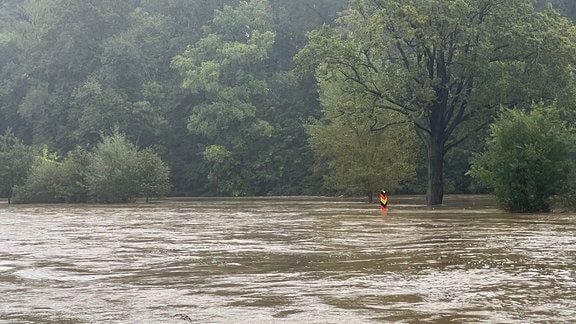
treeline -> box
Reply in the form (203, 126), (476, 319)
(0, 0), (347, 199)
(1, 0), (576, 208)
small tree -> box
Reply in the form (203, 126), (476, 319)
(12, 147), (64, 203)
(306, 75), (419, 201)
(469, 105), (574, 212)
(58, 147), (91, 203)
(0, 129), (35, 203)
(135, 148), (171, 202)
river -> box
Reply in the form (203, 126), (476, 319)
(1, 196), (575, 323)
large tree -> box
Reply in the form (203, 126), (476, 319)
(296, 0), (576, 204)
(171, 0), (277, 195)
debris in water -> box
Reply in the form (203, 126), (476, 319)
(174, 313), (192, 322)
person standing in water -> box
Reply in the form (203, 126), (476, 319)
(380, 190), (388, 216)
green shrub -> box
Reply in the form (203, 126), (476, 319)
(135, 148), (171, 202)
(87, 132), (170, 203)
(0, 129), (35, 203)
(12, 148), (65, 203)
(468, 105), (574, 212)
(11, 132), (170, 204)
(58, 147), (91, 203)
(12, 147), (91, 204)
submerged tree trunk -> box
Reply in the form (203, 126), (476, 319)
(426, 136), (444, 205)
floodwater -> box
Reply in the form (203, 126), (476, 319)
(1, 196), (575, 323)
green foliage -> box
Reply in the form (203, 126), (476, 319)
(171, 0), (275, 138)
(269, 0), (348, 68)
(10, 132), (170, 204)
(469, 105), (575, 212)
(86, 133), (139, 203)
(0, 129), (35, 202)
(172, 0), (322, 196)
(135, 148), (171, 202)
(12, 146), (90, 203)
(308, 118), (418, 197)
(58, 147), (91, 203)
(87, 132), (170, 203)
(552, 167), (576, 210)
(307, 70), (419, 198)
(534, 0), (576, 22)
(12, 147), (65, 203)
(0, 0), (351, 198)
(295, 0), (576, 204)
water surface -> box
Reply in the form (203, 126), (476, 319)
(1, 196), (575, 323)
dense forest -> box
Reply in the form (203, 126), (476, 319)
(1, 0), (576, 206)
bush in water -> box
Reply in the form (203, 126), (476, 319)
(469, 104), (575, 212)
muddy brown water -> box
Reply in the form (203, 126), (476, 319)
(1, 195), (575, 323)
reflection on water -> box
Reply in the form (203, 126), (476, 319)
(1, 196), (576, 323)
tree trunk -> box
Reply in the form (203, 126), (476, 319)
(426, 136), (444, 205)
